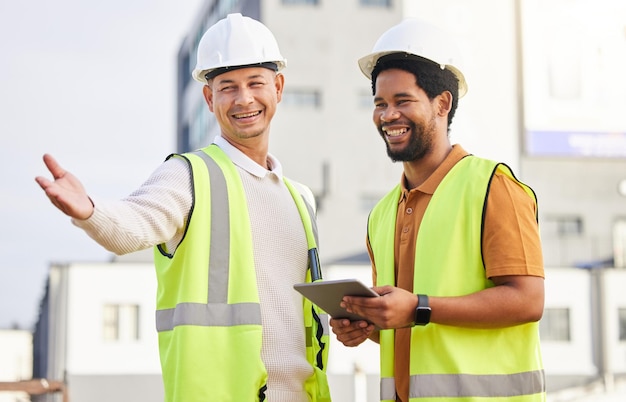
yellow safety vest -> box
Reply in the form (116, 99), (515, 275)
(368, 156), (545, 402)
(153, 145), (331, 402)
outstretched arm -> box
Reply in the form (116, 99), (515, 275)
(35, 154), (94, 220)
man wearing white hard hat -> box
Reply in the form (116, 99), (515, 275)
(36, 13), (331, 402)
(329, 18), (546, 402)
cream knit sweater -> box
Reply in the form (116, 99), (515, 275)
(74, 136), (315, 401)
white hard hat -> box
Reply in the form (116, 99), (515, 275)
(358, 18), (467, 98)
(192, 13), (286, 84)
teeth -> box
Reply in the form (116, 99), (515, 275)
(384, 128), (407, 137)
(234, 111), (260, 119)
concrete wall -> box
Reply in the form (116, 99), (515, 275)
(0, 329), (32, 402)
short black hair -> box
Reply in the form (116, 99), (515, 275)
(371, 53), (459, 129)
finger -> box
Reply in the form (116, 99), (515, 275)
(372, 285), (395, 296)
(34, 176), (52, 189)
(338, 330), (371, 347)
(329, 318), (351, 328)
(43, 154), (66, 180)
(332, 320), (371, 337)
(351, 320), (370, 329)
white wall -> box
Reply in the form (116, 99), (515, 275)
(601, 269), (626, 373)
(0, 329), (32, 402)
(542, 268), (596, 376)
(65, 263), (161, 375)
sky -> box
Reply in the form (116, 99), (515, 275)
(0, 0), (204, 329)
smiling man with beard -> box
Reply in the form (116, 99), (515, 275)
(329, 18), (546, 402)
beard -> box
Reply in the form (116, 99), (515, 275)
(379, 116), (436, 162)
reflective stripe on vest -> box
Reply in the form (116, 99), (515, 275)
(381, 370), (545, 399)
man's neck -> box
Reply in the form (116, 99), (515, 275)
(402, 143), (452, 190)
(221, 134), (269, 168)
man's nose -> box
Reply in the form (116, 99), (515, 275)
(380, 107), (399, 122)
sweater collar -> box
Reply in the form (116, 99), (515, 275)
(213, 135), (283, 179)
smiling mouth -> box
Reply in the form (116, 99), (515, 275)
(233, 111), (261, 119)
(383, 127), (408, 137)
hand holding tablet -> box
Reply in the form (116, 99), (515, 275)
(293, 278), (379, 322)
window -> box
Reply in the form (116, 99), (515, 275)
(189, 101), (213, 151)
(543, 215), (583, 237)
(282, 89), (322, 109)
(360, 194), (382, 212)
(614, 219), (626, 268)
(619, 308), (626, 341)
(103, 304), (140, 341)
(521, 1), (626, 158)
(282, 0), (319, 5)
(358, 90), (373, 109)
(540, 308), (571, 341)
(360, 0), (391, 7)
(179, 50), (192, 89)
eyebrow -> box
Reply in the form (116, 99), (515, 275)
(215, 74), (267, 85)
(374, 92), (413, 102)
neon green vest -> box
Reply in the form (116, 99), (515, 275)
(153, 145), (331, 402)
(368, 156), (545, 402)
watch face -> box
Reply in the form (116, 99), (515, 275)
(414, 294), (431, 325)
(415, 307), (431, 325)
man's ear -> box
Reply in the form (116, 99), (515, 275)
(437, 91), (453, 117)
(274, 73), (285, 103)
(202, 85), (214, 112)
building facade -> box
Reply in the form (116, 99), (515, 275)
(32, 259), (163, 402)
(517, 0), (626, 270)
(0, 329), (32, 402)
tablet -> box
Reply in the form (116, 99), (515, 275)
(294, 278), (378, 322)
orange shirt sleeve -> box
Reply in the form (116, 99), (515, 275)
(483, 171), (545, 279)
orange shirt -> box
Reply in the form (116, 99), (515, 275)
(368, 145), (544, 402)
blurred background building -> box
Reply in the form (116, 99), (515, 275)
(5, 0), (624, 401)
(0, 329), (32, 402)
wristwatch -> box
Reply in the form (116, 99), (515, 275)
(414, 294), (431, 326)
